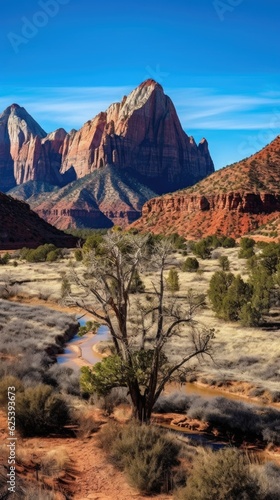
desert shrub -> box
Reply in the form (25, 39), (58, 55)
(154, 392), (198, 413)
(0, 470), (55, 500)
(222, 275), (253, 321)
(208, 271), (234, 317)
(219, 255), (230, 271)
(72, 407), (101, 438)
(166, 268), (180, 292)
(221, 236), (236, 248)
(46, 365), (81, 395)
(82, 232), (105, 253)
(155, 393), (280, 446)
(208, 272), (256, 323)
(192, 239), (211, 259)
(167, 233), (187, 250)
(78, 320), (96, 336)
(253, 461), (280, 500)
(0, 375), (24, 407)
(0, 252), (10, 265)
(239, 247), (255, 259)
(176, 448), (260, 500)
(98, 387), (131, 415)
(249, 266), (273, 315)
(46, 249), (61, 262)
(239, 237), (255, 258)
(24, 244), (57, 262)
(40, 448), (71, 476)
(259, 242), (280, 274)
(61, 274), (71, 298)
(239, 303), (260, 327)
(99, 421), (181, 493)
(16, 384), (70, 436)
(182, 257), (199, 272)
(74, 248), (83, 261)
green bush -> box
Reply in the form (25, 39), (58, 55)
(208, 271), (234, 317)
(16, 384), (70, 437)
(259, 242), (280, 274)
(208, 272), (253, 322)
(0, 376), (24, 407)
(218, 255), (230, 271)
(239, 238), (255, 258)
(99, 421), (181, 493)
(82, 233), (105, 254)
(192, 240), (211, 259)
(168, 233), (187, 250)
(166, 268), (180, 292)
(239, 247), (255, 259)
(74, 248), (83, 261)
(23, 244), (58, 263)
(176, 448), (260, 500)
(221, 236), (236, 248)
(0, 252), (10, 265)
(46, 249), (61, 262)
(182, 257), (199, 272)
(61, 275), (71, 298)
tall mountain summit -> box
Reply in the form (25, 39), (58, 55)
(2, 80), (214, 228)
(131, 136), (280, 239)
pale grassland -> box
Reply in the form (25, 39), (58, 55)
(0, 247), (279, 399)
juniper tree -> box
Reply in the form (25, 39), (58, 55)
(71, 231), (213, 422)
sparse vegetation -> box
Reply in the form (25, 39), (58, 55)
(20, 243), (62, 263)
(0, 232), (279, 498)
(219, 255), (230, 271)
(182, 256), (199, 272)
(99, 421), (181, 493)
(16, 384), (70, 437)
(176, 448), (260, 500)
(166, 268), (180, 292)
(75, 231), (213, 422)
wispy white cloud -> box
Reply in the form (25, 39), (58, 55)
(0, 86), (131, 129)
(1, 85), (280, 133)
(167, 87), (280, 130)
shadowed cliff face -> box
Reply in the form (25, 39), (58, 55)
(0, 192), (78, 249)
(3, 80), (214, 230)
(131, 136), (280, 239)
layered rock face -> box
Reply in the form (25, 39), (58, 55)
(27, 166), (158, 229)
(132, 136), (280, 239)
(3, 80), (214, 229)
(60, 80), (214, 192)
(0, 192), (78, 250)
(0, 105), (75, 192)
(0, 104), (47, 191)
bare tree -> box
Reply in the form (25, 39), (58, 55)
(71, 231), (214, 422)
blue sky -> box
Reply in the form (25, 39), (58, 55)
(1, 0), (280, 170)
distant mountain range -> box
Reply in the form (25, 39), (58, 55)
(0, 79), (214, 229)
(132, 136), (280, 239)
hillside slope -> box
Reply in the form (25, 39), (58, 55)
(132, 136), (280, 239)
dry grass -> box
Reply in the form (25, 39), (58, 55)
(1, 246), (280, 401)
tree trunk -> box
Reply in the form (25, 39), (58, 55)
(132, 393), (153, 423)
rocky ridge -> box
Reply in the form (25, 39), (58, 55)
(2, 80), (214, 228)
(131, 136), (280, 239)
(0, 192), (78, 249)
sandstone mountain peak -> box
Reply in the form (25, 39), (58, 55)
(1, 80), (214, 229)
